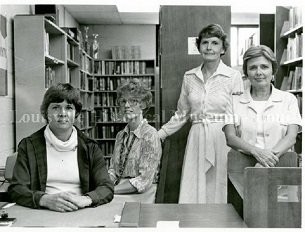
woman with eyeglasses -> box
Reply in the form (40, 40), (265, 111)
(108, 79), (162, 203)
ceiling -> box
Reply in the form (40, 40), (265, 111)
(63, 5), (160, 25)
(62, 4), (276, 26)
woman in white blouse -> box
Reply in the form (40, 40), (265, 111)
(223, 45), (301, 167)
(158, 24), (244, 203)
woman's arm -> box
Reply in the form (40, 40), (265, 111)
(224, 124), (279, 167)
(158, 75), (191, 140)
(271, 124), (299, 157)
(8, 139), (46, 208)
(85, 142), (114, 206)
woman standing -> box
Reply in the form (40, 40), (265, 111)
(108, 79), (162, 203)
(158, 24), (244, 203)
(224, 45), (301, 166)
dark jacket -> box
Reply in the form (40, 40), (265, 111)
(8, 126), (114, 208)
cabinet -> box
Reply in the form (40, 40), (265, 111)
(14, 15), (94, 144)
(275, 6), (303, 162)
(93, 59), (160, 163)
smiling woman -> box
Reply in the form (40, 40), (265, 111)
(8, 83), (114, 212)
(223, 45), (302, 167)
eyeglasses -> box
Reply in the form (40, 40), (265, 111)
(117, 98), (140, 107)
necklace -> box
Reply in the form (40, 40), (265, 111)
(114, 132), (136, 185)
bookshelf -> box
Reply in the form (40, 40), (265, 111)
(275, 6), (303, 162)
(14, 15), (94, 144)
(93, 59), (160, 161)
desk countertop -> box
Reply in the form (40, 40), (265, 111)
(4, 202), (246, 228)
(4, 202), (124, 228)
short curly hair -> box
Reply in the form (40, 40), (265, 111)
(196, 24), (229, 56)
(40, 83), (82, 123)
(242, 45), (278, 76)
(116, 78), (152, 115)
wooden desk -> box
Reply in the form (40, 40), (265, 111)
(4, 202), (124, 227)
(120, 203), (247, 228)
(4, 202), (246, 228)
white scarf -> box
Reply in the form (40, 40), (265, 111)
(44, 125), (78, 152)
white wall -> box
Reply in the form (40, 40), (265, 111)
(0, 5), (31, 168)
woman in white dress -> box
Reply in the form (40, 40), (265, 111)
(158, 24), (244, 203)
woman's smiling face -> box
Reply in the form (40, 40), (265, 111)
(246, 56), (273, 87)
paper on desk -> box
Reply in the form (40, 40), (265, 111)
(2, 203), (16, 209)
(156, 221), (180, 228)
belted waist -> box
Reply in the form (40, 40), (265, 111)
(192, 114), (226, 124)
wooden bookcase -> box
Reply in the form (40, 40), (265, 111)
(14, 15), (94, 144)
(275, 6), (303, 162)
(93, 59), (160, 163)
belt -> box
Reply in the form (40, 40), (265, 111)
(192, 114), (226, 125)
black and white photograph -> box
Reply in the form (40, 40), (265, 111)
(0, 0), (303, 231)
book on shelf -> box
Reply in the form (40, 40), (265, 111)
(44, 31), (50, 55)
(45, 66), (55, 88)
(94, 60), (149, 75)
(289, 6), (303, 30)
(111, 45), (141, 59)
(281, 67), (303, 91)
(287, 33), (303, 61)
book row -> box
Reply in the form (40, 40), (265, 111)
(280, 67), (303, 91)
(93, 76), (154, 91)
(95, 108), (121, 123)
(95, 92), (117, 107)
(111, 45), (142, 59)
(94, 60), (149, 75)
(75, 111), (95, 129)
(96, 125), (125, 139)
(45, 66), (56, 88)
(289, 6), (303, 29)
(67, 42), (76, 61)
(286, 33), (303, 61)
(99, 142), (115, 159)
(80, 72), (94, 91)
(80, 53), (92, 73)
(80, 92), (94, 110)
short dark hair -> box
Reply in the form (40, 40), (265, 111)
(196, 24), (229, 56)
(117, 78), (152, 115)
(242, 45), (278, 76)
(40, 83), (82, 122)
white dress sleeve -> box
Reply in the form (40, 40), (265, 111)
(158, 74), (191, 139)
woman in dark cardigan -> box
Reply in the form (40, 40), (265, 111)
(9, 83), (113, 212)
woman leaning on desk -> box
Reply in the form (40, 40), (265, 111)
(8, 83), (114, 212)
(223, 45), (302, 167)
(108, 79), (162, 203)
(157, 24), (244, 204)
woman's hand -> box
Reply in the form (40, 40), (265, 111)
(39, 192), (79, 212)
(251, 148), (279, 167)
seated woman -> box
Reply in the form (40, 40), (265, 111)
(108, 79), (162, 203)
(8, 83), (114, 212)
(223, 45), (302, 167)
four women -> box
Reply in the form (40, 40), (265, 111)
(9, 26), (300, 209)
